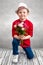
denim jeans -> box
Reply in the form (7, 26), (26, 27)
(12, 38), (34, 59)
(23, 47), (34, 59)
(12, 38), (20, 55)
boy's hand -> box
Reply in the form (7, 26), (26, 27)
(20, 35), (31, 40)
(19, 35), (25, 40)
(14, 35), (31, 40)
(14, 35), (20, 39)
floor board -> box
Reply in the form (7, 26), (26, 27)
(0, 48), (43, 65)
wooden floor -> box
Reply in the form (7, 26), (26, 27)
(0, 47), (43, 65)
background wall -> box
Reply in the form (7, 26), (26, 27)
(0, 0), (43, 49)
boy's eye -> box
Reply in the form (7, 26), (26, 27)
(23, 12), (25, 13)
(19, 12), (22, 13)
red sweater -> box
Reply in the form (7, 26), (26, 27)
(12, 19), (33, 48)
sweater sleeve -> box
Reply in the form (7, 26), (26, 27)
(12, 21), (17, 38)
(28, 22), (33, 37)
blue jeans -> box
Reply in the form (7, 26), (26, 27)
(23, 47), (34, 59)
(12, 38), (34, 59)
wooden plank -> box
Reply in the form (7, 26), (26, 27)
(22, 54), (27, 65)
(39, 50), (43, 57)
(0, 50), (6, 65)
(0, 49), (3, 65)
(33, 50), (39, 65)
(35, 50), (43, 65)
(33, 58), (39, 65)
(27, 59), (33, 65)
(16, 53), (23, 65)
(2, 50), (11, 65)
(0, 49), (3, 58)
(38, 49), (43, 64)
(7, 50), (12, 65)
(0, 48), (43, 65)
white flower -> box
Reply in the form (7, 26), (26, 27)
(14, 25), (17, 28)
(21, 22), (24, 25)
(22, 28), (25, 30)
(18, 22), (24, 27)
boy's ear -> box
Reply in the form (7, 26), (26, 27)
(27, 12), (29, 15)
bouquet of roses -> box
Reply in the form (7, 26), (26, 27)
(14, 22), (28, 44)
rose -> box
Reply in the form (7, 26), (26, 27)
(14, 22), (28, 44)
(16, 26), (25, 35)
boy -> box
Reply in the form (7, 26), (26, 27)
(12, 2), (34, 63)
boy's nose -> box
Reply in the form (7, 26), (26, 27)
(21, 13), (24, 15)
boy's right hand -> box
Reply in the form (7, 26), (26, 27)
(14, 35), (20, 39)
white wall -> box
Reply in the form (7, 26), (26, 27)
(0, 0), (43, 49)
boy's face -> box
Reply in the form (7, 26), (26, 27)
(17, 8), (28, 21)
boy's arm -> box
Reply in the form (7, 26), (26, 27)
(28, 23), (33, 37)
(12, 22), (20, 39)
(12, 22), (16, 38)
(20, 22), (33, 40)
(20, 35), (31, 40)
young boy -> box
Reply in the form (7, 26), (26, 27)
(12, 2), (34, 63)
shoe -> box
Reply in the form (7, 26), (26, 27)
(12, 55), (19, 63)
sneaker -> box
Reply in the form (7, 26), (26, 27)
(12, 55), (19, 63)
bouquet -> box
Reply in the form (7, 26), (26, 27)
(14, 22), (28, 44)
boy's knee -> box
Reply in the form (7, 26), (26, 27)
(27, 54), (34, 59)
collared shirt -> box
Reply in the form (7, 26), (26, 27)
(12, 19), (33, 48)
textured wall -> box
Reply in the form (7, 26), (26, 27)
(0, 0), (43, 49)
